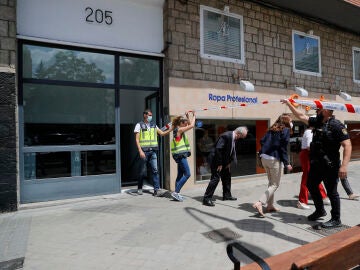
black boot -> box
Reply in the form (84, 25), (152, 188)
(307, 210), (327, 221)
(203, 198), (215, 207)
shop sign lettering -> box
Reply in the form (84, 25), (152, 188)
(208, 93), (257, 103)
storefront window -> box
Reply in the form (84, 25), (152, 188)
(195, 119), (256, 181)
(23, 84), (115, 146)
(23, 45), (114, 83)
(347, 122), (360, 160)
(120, 56), (160, 87)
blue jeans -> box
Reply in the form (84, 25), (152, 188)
(175, 157), (191, 193)
(138, 151), (160, 190)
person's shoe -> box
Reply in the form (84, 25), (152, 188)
(153, 189), (166, 197)
(307, 210), (327, 221)
(323, 197), (331, 205)
(203, 198), (215, 207)
(297, 201), (310, 210)
(321, 219), (342, 228)
(171, 192), (183, 202)
(252, 201), (265, 218)
(137, 189), (143, 195)
(223, 196), (237, 201)
(349, 193), (360, 200)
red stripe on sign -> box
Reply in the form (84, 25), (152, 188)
(221, 106), (226, 109)
(345, 104), (355, 113)
(240, 104), (246, 106)
(203, 108), (208, 110)
(314, 100), (323, 109)
(262, 101), (269, 104)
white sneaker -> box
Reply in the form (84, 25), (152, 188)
(297, 201), (310, 209)
(171, 192), (183, 202)
(323, 198), (331, 205)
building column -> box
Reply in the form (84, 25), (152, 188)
(0, 0), (17, 212)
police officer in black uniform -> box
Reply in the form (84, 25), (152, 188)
(281, 99), (352, 228)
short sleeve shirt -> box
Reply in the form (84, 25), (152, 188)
(309, 117), (349, 160)
(301, 129), (313, 149)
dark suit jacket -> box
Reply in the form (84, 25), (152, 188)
(209, 131), (234, 167)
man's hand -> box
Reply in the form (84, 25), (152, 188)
(217, 165), (222, 172)
(139, 150), (145, 159)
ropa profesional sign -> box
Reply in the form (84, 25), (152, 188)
(208, 93), (258, 103)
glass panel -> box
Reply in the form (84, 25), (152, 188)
(23, 84), (115, 146)
(195, 119), (256, 181)
(24, 152), (72, 179)
(23, 45), (114, 83)
(120, 56), (160, 87)
(81, 150), (116, 176)
(203, 9), (242, 60)
(354, 49), (360, 81)
(24, 150), (116, 179)
(347, 122), (360, 159)
(293, 32), (320, 74)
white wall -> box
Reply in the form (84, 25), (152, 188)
(17, 0), (164, 54)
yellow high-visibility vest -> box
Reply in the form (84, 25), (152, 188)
(171, 132), (190, 156)
(139, 122), (158, 151)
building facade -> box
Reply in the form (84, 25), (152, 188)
(163, 0), (360, 191)
(0, 0), (359, 211)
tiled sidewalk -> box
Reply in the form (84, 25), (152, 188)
(1, 161), (359, 270)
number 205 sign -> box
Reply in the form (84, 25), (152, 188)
(85, 7), (113, 25)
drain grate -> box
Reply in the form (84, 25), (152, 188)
(307, 224), (352, 236)
(203, 227), (241, 243)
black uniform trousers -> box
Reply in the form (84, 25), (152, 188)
(307, 160), (340, 220)
(203, 165), (232, 199)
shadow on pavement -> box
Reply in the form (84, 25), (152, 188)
(184, 207), (310, 246)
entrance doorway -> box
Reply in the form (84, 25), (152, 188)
(119, 90), (160, 186)
(19, 41), (163, 203)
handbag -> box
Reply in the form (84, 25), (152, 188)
(256, 152), (264, 168)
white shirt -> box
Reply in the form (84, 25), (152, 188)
(231, 131), (236, 153)
(301, 128), (313, 149)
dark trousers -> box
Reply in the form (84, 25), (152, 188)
(203, 165), (232, 199)
(307, 161), (340, 220)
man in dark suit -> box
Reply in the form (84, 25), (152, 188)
(202, 126), (248, 206)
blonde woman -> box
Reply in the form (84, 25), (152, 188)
(170, 111), (195, 201)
